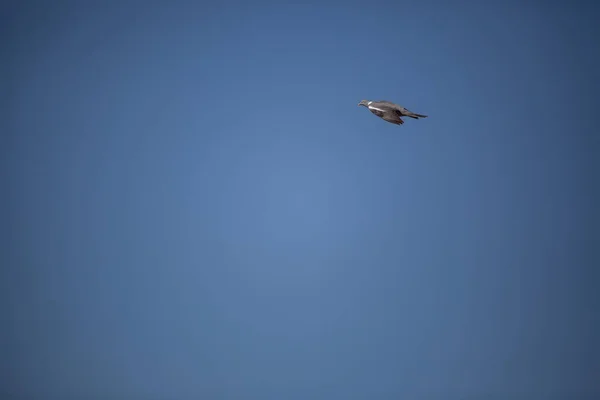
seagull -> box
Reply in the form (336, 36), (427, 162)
(358, 99), (428, 125)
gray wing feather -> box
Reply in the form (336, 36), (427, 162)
(365, 100), (427, 122)
(369, 101), (397, 111)
(379, 100), (414, 116)
(373, 101), (408, 113)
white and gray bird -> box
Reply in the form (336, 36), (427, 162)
(358, 99), (427, 126)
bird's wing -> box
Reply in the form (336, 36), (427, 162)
(371, 101), (392, 107)
(375, 101), (409, 115)
(394, 105), (414, 117)
(369, 107), (385, 118)
(369, 102), (396, 112)
(382, 113), (404, 125)
(374, 101), (427, 119)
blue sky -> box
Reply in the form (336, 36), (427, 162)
(2, 2), (599, 399)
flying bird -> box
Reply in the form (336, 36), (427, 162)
(358, 99), (428, 125)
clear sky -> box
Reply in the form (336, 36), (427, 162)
(2, 1), (599, 399)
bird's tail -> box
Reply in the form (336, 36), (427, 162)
(408, 113), (427, 119)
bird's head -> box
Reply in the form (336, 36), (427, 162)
(358, 99), (369, 107)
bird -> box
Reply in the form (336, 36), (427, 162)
(358, 99), (427, 125)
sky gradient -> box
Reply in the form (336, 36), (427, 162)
(2, 1), (599, 399)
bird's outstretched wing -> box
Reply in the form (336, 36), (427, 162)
(388, 103), (426, 118)
(374, 101), (407, 114)
(369, 108), (385, 118)
(383, 114), (404, 125)
(379, 108), (405, 125)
